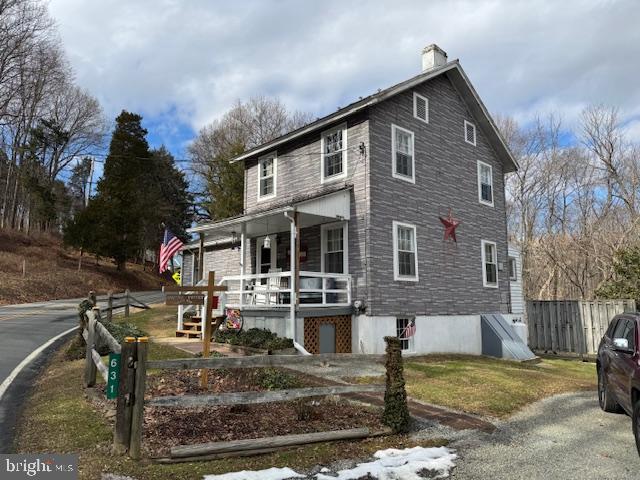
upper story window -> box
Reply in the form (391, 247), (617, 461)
(477, 160), (493, 206)
(258, 154), (276, 200)
(392, 124), (415, 183)
(321, 124), (347, 183)
(464, 120), (476, 146)
(413, 92), (429, 123)
(393, 221), (418, 281)
(482, 240), (498, 288)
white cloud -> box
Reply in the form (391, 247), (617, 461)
(49, 0), (640, 137)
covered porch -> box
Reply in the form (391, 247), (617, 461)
(179, 190), (354, 349)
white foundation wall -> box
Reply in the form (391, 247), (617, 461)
(352, 314), (483, 355)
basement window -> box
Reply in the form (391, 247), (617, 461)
(396, 317), (413, 351)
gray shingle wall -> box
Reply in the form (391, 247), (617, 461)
(203, 246), (241, 279)
(181, 252), (194, 286)
(367, 74), (510, 316)
(243, 114), (370, 302)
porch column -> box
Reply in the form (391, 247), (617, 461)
(289, 213), (297, 339)
(198, 233), (205, 281)
(240, 231), (246, 307)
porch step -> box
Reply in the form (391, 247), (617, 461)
(183, 322), (203, 330)
(175, 329), (202, 339)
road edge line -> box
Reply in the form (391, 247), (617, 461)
(0, 325), (78, 402)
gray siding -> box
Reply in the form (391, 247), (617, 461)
(243, 114), (370, 302)
(181, 252), (194, 286)
(203, 246), (241, 279)
(367, 75), (510, 316)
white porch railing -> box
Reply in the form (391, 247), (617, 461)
(176, 272), (352, 332)
(219, 271), (352, 309)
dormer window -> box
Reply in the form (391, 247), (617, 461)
(258, 153), (276, 200)
(464, 120), (476, 146)
(321, 124), (347, 183)
(413, 92), (429, 123)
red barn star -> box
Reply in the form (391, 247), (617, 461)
(439, 210), (460, 242)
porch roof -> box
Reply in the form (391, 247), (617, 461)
(187, 188), (351, 242)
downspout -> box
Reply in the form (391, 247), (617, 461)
(284, 210), (311, 355)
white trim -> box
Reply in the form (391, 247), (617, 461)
(464, 120), (477, 146)
(0, 325), (78, 402)
(413, 92), (429, 124)
(396, 317), (415, 353)
(481, 239), (498, 288)
(391, 124), (415, 184)
(393, 221), (419, 282)
(257, 152), (277, 202)
(320, 123), (348, 184)
(321, 222), (349, 274)
(477, 160), (494, 207)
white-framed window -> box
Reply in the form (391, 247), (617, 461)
(481, 240), (498, 288)
(508, 256), (517, 281)
(391, 124), (415, 183)
(257, 153), (277, 200)
(396, 317), (415, 351)
(321, 124), (347, 183)
(393, 221), (418, 281)
(464, 120), (476, 146)
(477, 160), (493, 206)
(321, 222), (348, 274)
(413, 92), (429, 123)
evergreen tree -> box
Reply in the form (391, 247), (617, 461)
(596, 246), (640, 300)
(93, 111), (151, 270)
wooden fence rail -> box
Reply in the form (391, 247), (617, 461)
(105, 289), (150, 321)
(83, 308), (121, 386)
(527, 299), (636, 355)
(147, 353), (386, 370)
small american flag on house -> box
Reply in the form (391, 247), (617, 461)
(159, 228), (183, 273)
(400, 319), (416, 339)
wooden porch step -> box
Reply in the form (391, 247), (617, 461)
(183, 322), (203, 329)
(175, 330), (202, 339)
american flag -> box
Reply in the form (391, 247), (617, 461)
(400, 319), (416, 339)
(159, 228), (183, 273)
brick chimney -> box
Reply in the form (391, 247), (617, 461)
(422, 44), (447, 71)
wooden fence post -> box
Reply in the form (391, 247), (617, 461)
(84, 316), (97, 388)
(107, 291), (113, 322)
(124, 289), (130, 318)
(382, 336), (410, 433)
(114, 337), (137, 455)
(129, 337), (148, 460)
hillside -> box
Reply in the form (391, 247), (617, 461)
(0, 230), (169, 305)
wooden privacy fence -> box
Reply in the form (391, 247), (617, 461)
(527, 299), (636, 355)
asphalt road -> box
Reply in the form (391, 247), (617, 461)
(0, 291), (164, 452)
(451, 391), (639, 479)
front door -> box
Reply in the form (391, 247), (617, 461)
(256, 236), (277, 285)
(319, 323), (336, 354)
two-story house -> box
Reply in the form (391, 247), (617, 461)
(180, 44), (520, 356)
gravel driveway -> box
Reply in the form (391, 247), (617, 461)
(450, 391), (638, 479)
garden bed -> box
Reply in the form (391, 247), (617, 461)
(213, 328), (293, 351)
(142, 367), (385, 458)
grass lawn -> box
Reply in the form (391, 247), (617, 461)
(15, 307), (445, 479)
(402, 355), (597, 418)
(116, 305), (179, 339)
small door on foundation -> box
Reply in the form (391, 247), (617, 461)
(319, 323), (336, 354)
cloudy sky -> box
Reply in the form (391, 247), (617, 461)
(49, 0), (640, 159)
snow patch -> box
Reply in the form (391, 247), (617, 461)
(203, 446), (456, 480)
(203, 466), (304, 480)
(315, 446), (456, 480)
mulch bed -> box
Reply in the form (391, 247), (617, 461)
(142, 368), (385, 458)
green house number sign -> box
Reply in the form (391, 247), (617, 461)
(106, 353), (121, 400)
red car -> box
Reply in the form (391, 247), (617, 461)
(597, 313), (640, 455)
